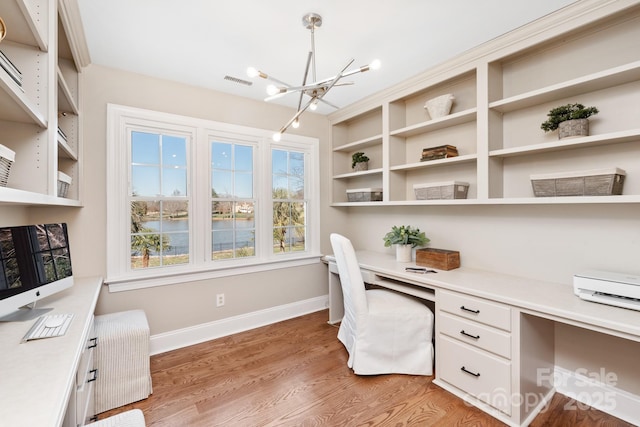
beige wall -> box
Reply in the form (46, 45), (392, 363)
(3, 60), (639, 395)
(22, 64), (347, 335)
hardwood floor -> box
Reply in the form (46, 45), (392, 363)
(99, 310), (632, 426)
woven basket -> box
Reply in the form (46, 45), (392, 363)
(0, 144), (15, 187)
(57, 171), (72, 197)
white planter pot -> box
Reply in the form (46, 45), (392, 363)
(395, 244), (412, 263)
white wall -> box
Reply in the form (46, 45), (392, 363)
(339, 203), (640, 395)
(24, 64), (347, 336)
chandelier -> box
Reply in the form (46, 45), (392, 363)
(247, 13), (380, 141)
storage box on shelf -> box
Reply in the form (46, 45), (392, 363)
(414, 181), (469, 200)
(0, 143), (15, 187)
(346, 188), (383, 202)
(57, 170), (72, 197)
(530, 167), (625, 197)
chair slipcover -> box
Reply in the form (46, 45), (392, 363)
(330, 233), (434, 375)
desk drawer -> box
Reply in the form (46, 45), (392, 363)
(439, 290), (511, 331)
(438, 311), (511, 359)
(438, 335), (512, 416)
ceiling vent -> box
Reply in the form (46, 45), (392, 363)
(224, 75), (252, 86)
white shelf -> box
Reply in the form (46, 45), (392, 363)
(0, 186), (81, 207)
(1, 0), (48, 50)
(391, 154), (478, 171)
(57, 66), (79, 115)
(490, 129), (640, 158)
(333, 168), (383, 180)
(490, 61), (640, 113)
(333, 134), (383, 152)
(390, 108), (477, 137)
(0, 69), (47, 127)
(58, 134), (78, 160)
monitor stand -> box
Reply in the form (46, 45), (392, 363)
(0, 306), (53, 322)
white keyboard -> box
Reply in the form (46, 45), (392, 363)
(22, 313), (74, 343)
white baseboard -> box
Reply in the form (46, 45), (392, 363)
(149, 295), (328, 355)
(554, 365), (640, 425)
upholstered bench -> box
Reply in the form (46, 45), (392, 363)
(94, 310), (152, 414)
(92, 409), (146, 427)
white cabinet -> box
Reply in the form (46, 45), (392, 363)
(0, 0), (85, 206)
(436, 290), (513, 416)
(63, 315), (98, 427)
(329, 1), (640, 206)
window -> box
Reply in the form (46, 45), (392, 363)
(106, 105), (320, 290)
(210, 141), (255, 260)
(130, 131), (190, 269)
(272, 148), (307, 254)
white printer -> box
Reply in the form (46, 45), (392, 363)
(573, 270), (640, 311)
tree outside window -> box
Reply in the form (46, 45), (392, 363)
(272, 149), (306, 254)
(130, 131), (189, 269)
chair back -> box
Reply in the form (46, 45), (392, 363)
(330, 234), (368, 327)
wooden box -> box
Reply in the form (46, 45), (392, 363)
(416, 248), (460, 270)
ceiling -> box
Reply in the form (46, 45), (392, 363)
(76, 0), (576, 115)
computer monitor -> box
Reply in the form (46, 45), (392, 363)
(0, 223), (74, 321)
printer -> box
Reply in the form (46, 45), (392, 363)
(573, 270), (640, 311)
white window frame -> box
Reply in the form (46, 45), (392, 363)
(106, 104), (321, 292)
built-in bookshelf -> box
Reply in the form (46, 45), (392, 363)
(0, 0), (86, 206)
(329, 0), (640, 206)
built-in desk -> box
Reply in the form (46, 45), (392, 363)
(325, 251), (640, 426)
(0, 276), (103, 427)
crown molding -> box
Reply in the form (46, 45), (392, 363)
(330, 0), (640, 123)
(58, 0), (91, 68)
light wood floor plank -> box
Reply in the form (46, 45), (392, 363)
(99, 310), (632, 426)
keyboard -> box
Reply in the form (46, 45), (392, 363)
(22, 313), (74, 343)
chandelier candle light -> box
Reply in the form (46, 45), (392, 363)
(247, 13), (380, 141)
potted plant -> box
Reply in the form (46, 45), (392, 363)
(540, 103), (599, 139)
(383, 225), (430, 262)
(351, 152), (370, 172)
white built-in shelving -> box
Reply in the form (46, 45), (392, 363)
(329, 0), (640, 206)
(0, 0), (85, 206)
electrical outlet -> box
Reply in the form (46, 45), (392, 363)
(216, 293), (225, 307)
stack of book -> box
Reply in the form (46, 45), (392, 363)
(420, 145), (458, 161)
(0, 50), (23, 90)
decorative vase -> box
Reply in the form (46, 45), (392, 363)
(353, 161), (368, 172)
(558, 119), (589, 139)
(395, 244), (412, 263)
(424, 93), (455, 119)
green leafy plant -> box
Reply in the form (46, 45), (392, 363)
(351, 152), (370, 168)
(383, 225), (430, 248)
(540, 103), (599, 132)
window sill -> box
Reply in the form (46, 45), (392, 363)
(106, 254), (324, 292)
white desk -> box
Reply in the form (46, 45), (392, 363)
(326, 251), (640, 426)
(0, 276), (103, 427)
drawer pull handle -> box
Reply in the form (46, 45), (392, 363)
(88, 369), (98, 383)
(460, 330), (480, 340)
(461, 366), (480, 377)
(88, 337), (98, 349)
(460, 305), (480, 314)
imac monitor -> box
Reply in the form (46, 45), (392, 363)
(0, 223), (73, 321)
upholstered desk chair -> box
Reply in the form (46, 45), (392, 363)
(330, 233), (434, 375)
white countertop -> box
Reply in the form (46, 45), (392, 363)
(0, 276), (103, 427)
(326, 251), (640, 342)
